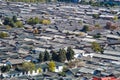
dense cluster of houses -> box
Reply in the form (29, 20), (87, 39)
(0, 0), (120, 80)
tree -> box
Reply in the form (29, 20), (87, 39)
(58, 48), (66, 62)
(22, 62), (35, 71)
(1, 65), (11, 73)
(27, 17), (40, 25)
(113, 16), (118, 21)
(3, 17), (12, 25)
(92, 14), (99, 19)
(15, 21), (24, 28)
(94, 24), (100, 27)
(51, 50), (58, 61)
(48, 61), (56, 72)
(39, 52), (44, 62)
(44, 50), (50, 61)
(66, 47), (75, 61)
(92, 42), (102, 52)
(38, 68), (42, 73)
(41, 19), (51, 25)
(6, 25), (11, 30)
(58, 72), (66, 77)
(27, 18), (34, 25)
(0, 32), (9, 38)
(3, 17), (16, 27)
(9, 21), (16, 27)
(3, 16), (23, 28)
(82, 25), (89, 32)
(34, 17), (40, 24)
(12, 15), (17, 22)
(93, 33), (101, 38)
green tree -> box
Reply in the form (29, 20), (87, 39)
(27, 17), (41, 25)
(3, 16), (24, 28)
(66, 47), (75, 61)
(94, 24), (100, 27)
(9, 21), (16, 27)
(48, 61), (56, 72)
(58, 48), (66, 62)
(34, 17), (40, 24)
(22, 62), (35, 71)
(15, 21), (24, 28)
(3, 17), (12, 25)
(89, 0), (94, 5)
(93, 33), (101, 38)
(92, 14), (99, 19)
(27, 18), (34, 25)
(92, 42), (102, 52)
(39, 52), (44, 62)
(3, 17), (16, 27)
(82, 25), (89, 32)
(1, 65), (11, 73)
(12, 15), (17, 22)
(58, 72), (66, 77)
(44, 50), (50, 61)
(51, 50), (58, 61)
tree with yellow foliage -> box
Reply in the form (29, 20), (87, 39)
(41, 19), (51, 25)
(48, 61), (56, 72)
(0, 32), (9, 38)
(38, 68), (42, 73)
(113, 16), (118, 21)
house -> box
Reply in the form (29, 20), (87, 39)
(18, 48), (29, 54)
(106, 34), (120, 40)
(5, 59), (25, 67)
(36, 62), (64, 73)
(33, 47), (51, 54)
(55, 62), (64, 72)
(92, 76), (117, 80)
(43, 72), (58, 77)
(23, 55), (39, 63)
(45, 28), (58, 33)
(65, 70), (75, 77)
(65, 68), (80, 77)
(103, 50), (120, 56)
(73, 49), (85, 58)
(36, 63), (49, 73)
(78, 67), (95, 74)
(92, 53), (120, 61)
(2, 68), (42, 78)
(0, 19), (3, 25)
(99, 15), (115, 19)
(81, 38), (97, 42)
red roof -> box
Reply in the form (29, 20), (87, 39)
(93, 77), (118, 80)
